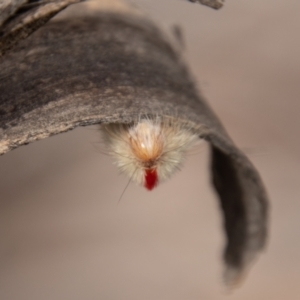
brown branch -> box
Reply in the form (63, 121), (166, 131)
(187, 0), (225, 10)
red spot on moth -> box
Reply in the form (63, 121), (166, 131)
(144, 169), (158, 190)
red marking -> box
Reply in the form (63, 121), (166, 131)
(144, 169), (158, 190)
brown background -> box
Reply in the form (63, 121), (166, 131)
(1, 0), (300, 299)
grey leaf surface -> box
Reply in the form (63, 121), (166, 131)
(0, 0), (82, 57)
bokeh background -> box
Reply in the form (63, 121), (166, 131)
(1, 0), (300, 299)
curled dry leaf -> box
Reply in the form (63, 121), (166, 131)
(0, 0), (267, 286)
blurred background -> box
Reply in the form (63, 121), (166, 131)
(1, 0), (300, 299)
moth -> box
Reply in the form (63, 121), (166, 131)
(101, 116), (200, 190)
